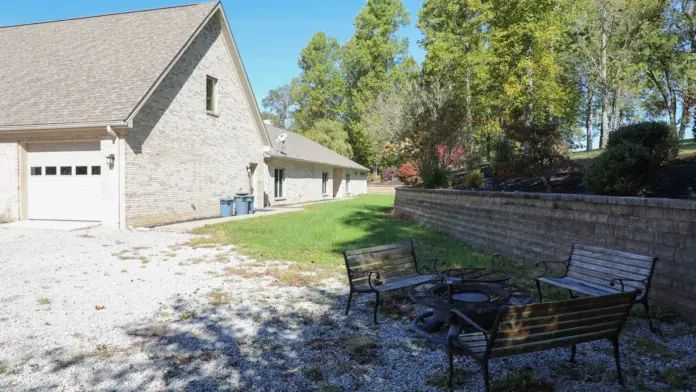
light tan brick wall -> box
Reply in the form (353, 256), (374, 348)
(266, 159), (335, 206)
(125, 20), (265, 226)
(395, 188), (696, 317)
(265, 159), (368, 206)
(0, 141), (19, 221)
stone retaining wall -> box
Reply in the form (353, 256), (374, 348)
(395, 187), (696, 315)
(368, 185), (402, 195)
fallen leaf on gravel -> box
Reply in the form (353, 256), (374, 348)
(95, 305), (105, 310)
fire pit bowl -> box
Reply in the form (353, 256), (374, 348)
(409, 280), (535, 344)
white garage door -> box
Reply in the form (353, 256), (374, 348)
(27, 142), (102, 221)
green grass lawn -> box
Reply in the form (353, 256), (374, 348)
(192, 195), (493, 270)
(570, 138), (696, 162)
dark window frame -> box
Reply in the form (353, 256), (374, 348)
(274, 168), (284, 198)
(91, 166), (101, 175)
(45, 167), (57, 176)
(60, 166), (72, 176)
(30, 167), (42, 176)
(76, 166), (88, 175)
(206, 75), (218, 114)
(322, 172), (329, 194)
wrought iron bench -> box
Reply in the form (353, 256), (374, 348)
(343, 241), (442, 324)
(445, 291), (637, 391)
(535, 243), (658, 332)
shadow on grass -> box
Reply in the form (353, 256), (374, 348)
(334, 204), (570, 302)
(333, 204), (492, 269)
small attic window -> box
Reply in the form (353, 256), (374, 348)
(206, 76), (218, 114)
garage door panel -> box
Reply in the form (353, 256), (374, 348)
(27, 142), (102, 221)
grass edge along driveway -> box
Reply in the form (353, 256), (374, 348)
(191, 195), (492, 271)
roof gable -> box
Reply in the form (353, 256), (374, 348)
(0, 3), (217, 129)
(266, 125), (368, 171)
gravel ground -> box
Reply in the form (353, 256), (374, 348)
(1, 227), (695, 391)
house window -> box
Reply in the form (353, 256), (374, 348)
(322, 172), (329, 194)
(274, 168), (284, 198)
(346, 173), (351, 194)
(206, 75), (218, 114)
(76, 166), (88, 175)
(60, 166), (72, 176)
(91, 166), (101, 175)
(45, 167), (57, 175)
(30, 167), (42, 176)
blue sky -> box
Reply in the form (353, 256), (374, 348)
(0, 0), (426, 105)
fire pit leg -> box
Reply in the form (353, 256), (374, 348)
(410, 311), (446, 345)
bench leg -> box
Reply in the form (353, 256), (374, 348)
(448, 349), (454, 391)
(482, 360), (490, 392)
(345, 290), (353, 316)
(611, 338), (624, 386)
(643, 301), (659, 334)
(536, 279), (544, 303)
(373, 291), (380, 325)
(568, 290), (576, 299)
(569, 344), (576, 362)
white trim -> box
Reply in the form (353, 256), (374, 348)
(264, 154), (368, 171)
(125, 3), (218, 125)
(0, 120), (126, 133)
(125, 2), (271, 147)
(216, 3), (271, 146)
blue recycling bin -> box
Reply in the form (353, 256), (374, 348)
(220, 196), (234, 217)
(234, 195), (250, 216)
(245, 195), (255, 214)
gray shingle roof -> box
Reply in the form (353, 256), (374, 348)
(265, 125), (368, 171)
(0, 2), (218, 128)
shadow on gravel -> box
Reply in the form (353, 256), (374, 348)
(41, 285), (364, 391)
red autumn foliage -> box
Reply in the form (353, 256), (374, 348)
(396, 162), (420, 185)
(436, 142), (468, 168)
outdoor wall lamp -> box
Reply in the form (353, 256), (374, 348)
(246, 166), (252, 175)
(106, 154), (115, 166)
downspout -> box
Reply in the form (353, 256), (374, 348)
(106, 125), (121, 229)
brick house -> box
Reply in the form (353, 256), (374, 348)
(0, 2), (367, 228)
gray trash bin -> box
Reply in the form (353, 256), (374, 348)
(220, 196), (233, 217)
(234, 195), (249, 216)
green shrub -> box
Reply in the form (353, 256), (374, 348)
(464, 169), (485, 189)
(607, 122), (678, 164)
(419, 159), (451, 189)
(584, 143), (657, 196)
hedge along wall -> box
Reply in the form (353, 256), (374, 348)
(395, 188), (696, 314)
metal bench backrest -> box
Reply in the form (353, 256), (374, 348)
(488, 291), (637, 358)
(568, 244), (657, 293)
(344, 241), (418, 287)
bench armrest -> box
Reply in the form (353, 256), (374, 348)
(610, 278), (646, 296)
(420, 258), (445, 274)
(535, 260), (569, 276)
(448, 309), (489, 339)
(348, 270), (384, 291)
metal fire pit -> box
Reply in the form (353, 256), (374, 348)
(409, 280), (535, 344)
(439, 267), (511, 284)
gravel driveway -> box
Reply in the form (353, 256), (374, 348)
(1, 227), (695, 391)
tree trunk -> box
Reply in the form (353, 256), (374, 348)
(599, 6), (609, 148)
(525, 36), (533, 128)
(610, 88), (621, 133)
(465, 62), (472, 132)
(586, 89), (594, 151)
(680, 95), (691, 140)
